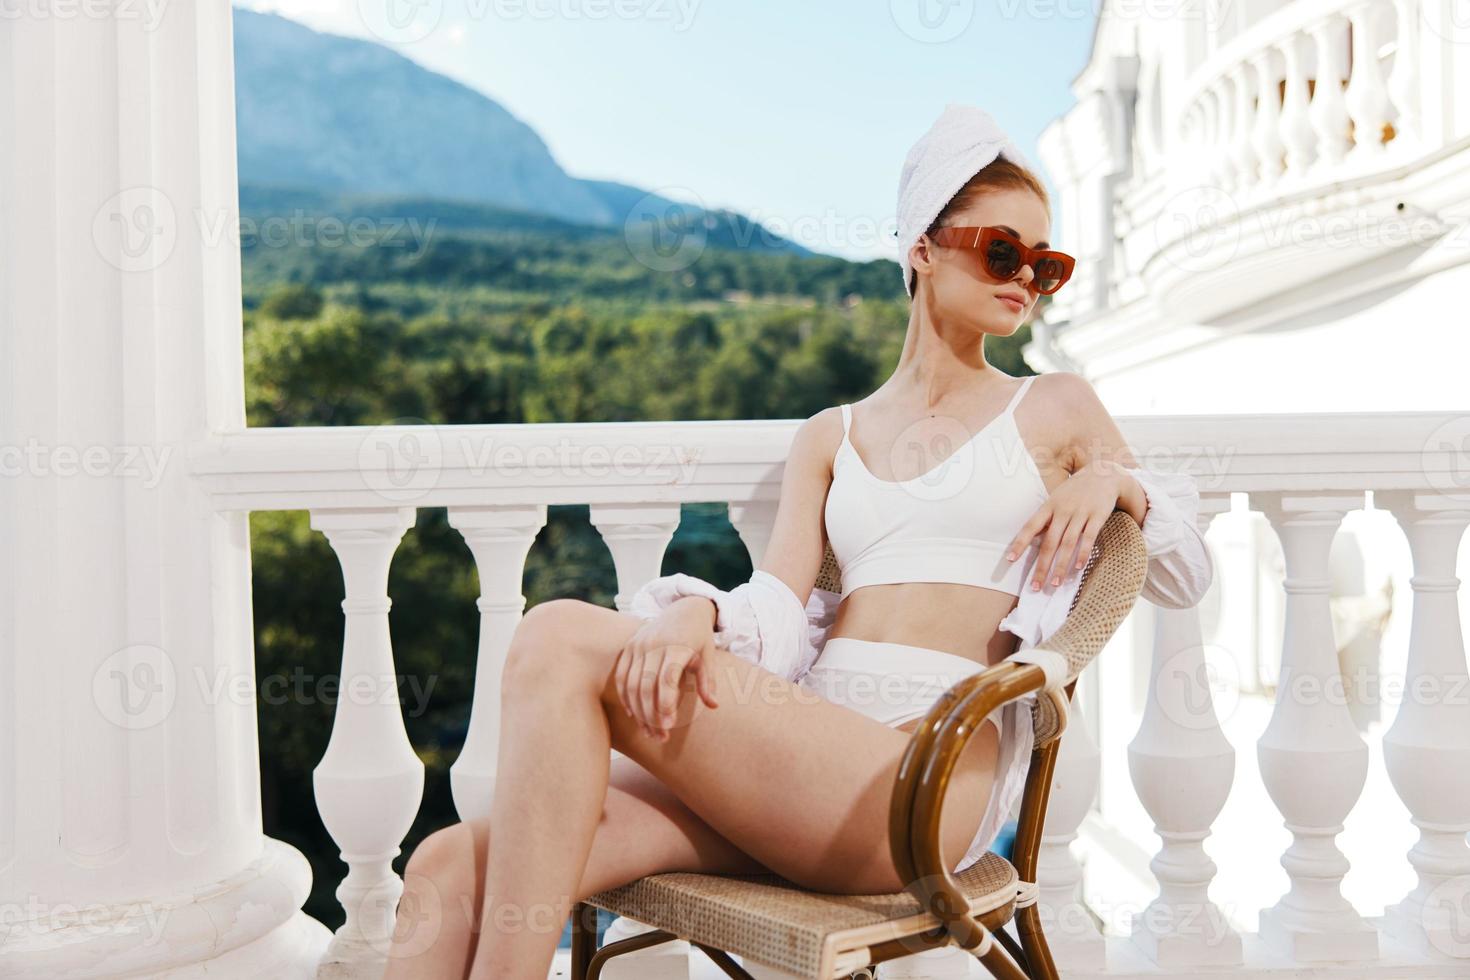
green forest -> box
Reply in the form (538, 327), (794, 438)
(240, 194), (1037, 935)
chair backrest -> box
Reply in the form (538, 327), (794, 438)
(814, 542), (843, 595)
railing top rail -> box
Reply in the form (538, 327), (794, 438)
(186, 411), (1470, 512)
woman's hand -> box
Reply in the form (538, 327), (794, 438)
(1004, 460), (1129, 592)
(616, 597), (721, 742)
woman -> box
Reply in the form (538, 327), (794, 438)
(381, 104), (1213, 979)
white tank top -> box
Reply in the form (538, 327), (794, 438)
(822, 375), (1048, 599)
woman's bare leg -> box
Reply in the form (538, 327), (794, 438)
(469, 598), (1002, 980)
(380, 755), (767, 979)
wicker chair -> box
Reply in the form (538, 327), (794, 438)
(570, 509), (1148, 979)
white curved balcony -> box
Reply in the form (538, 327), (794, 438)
(1041, 0), (1470, 332)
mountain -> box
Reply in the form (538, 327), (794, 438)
(231, 8), (808, 255)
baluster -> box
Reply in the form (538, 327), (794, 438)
(309, 507), (425, 975)
(1376, 491), (1470, 959)
(1386, 0), (1420, 147)
(1307, 15), (1353, 173)
(1038, 700), (1106, 972)
(728, 499), (780, 567)
(1200, 87), (1227, 190)
(1228, 64), (1259, 193)
(1250, 47), (1287, 183)
(1127, 499), (1242, 967)
(1249, 493), (1379, 962)
(447, 504), (548, 822)
(1343, 2), (1392, 162)
(590, 502), (683, 613)
(588, 501), (691, 979)
(1204, 79), (1235, 191)
(1279, 31), (1318, 176)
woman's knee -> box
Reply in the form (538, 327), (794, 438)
(404, 822), (480, 887)
(503, 598), (587, 680)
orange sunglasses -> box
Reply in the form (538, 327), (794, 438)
(927, 225), (1076, 295)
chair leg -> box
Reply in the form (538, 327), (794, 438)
(586, 927), (682, 980)
(974, 939), (1031, 980)
(570, 903), (598, 980)
(993, 921), (1031, 975)
(690, 942), (758, 979)
(1013, 903), (1059, 980)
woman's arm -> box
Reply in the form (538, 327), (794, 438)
(1005, 372), (1214, 610)
(625, 408), (842, 681)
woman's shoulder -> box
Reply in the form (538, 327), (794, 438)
(787, 404), (850, 476)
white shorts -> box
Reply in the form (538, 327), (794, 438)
(797, 636), (1034, 875)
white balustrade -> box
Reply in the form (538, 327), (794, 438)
(448, 504), (548, 822)
(174, 410), (1470, 980)
(309, 507), (426, 978)
(1376, 491), (1470, 959)
(1037, 700), (1106, 970)
(1343, 2), (1392, 164)
(1250, 493), (1378, 963)
(1126, 498), (1242, 968)
(1306, 16), (1353, 175)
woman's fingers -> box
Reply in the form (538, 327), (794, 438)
(692, 648), (719, 709)
(614, 643), (637, 719)
(637, 647), (664, 740)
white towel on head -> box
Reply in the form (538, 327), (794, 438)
(896, 104), (1033, 297)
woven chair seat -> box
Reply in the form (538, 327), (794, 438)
(583, 851), (1019, 978)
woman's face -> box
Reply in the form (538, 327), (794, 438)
(912, 187), (1052, 334)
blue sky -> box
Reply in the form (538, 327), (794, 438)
(234, 1), (1097, 261)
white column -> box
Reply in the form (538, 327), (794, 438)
(310, 507), (425, 979)
(1250, 493), (1379, 963)
(0, 4), (325, 977)
(1127, 502), (1241, 967)
(1376, 491), (1470, 959)
(447, 504), (547, 822)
